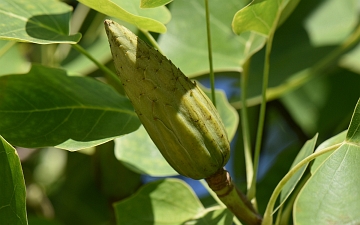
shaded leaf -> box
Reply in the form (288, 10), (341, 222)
(140, 0), (173, 8)
(277, 0), (301, 27)
(311, 130), (346, 174)
(280, 77), (330, 135)
(279, 134), (317, 204)
(0, 136), (27, 225)
(0, 0), (81, 44)
(49, 151), (111, 224)
(304, 0), (359, 47)
(279, 71), (360, 138)
(184, 207), (233, 225)
(0, 64), (141, 150)
(114, 179), (204, 225)
(94, 141), (142, 199)
(27, 217), (62, 225)
(114, 86), (237, 177)
(158, 0), (266, 76)
(294, 99), (360, 225)
(78, 0), (170, 33)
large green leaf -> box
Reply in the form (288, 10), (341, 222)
(114, 86), (238, 176)
(294, 99), (360, 224)
(304, 0), (359, 47)
(78, 0), (170, 33)
(0, 136), (27, 225)
(0, 64), (141, 150)
(232, 0), (297, 36)
(311, 130), (346, 174)
(157, 0), (266, 76)
(0, 0), (81, 44)
(114, 179), (204, 225)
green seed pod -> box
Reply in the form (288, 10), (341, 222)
(104, 20), (230, 180)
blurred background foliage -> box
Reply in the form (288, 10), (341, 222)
(1, 0), (360, 224)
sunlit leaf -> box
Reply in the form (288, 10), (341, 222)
(311, 130), (346, 174)
(78, 0), (170, 33)
(114, 179), (204, 225)
(0, 136), (27, 225)
(158, 0), (266, 76)
(140, 0), (173, 8)
(294, 99), (360, 224)
(0, 0), (81, 44)
(232, 0), (297, 36)
(0, 65), (141, 150)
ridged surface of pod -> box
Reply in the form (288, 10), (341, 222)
(104, 20), (230, 179)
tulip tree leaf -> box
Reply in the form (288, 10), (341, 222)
(294, 99), (360, 224)
(114, 86), (237, 177)
(0, 136), (27, 225)
(114, 179), (204, 225)
(140, 0), (173, 8)
(232, 0), (298, 36)
(78, 0), (170, 33)
(0, 0), (81, 44)
(158, 0), (266, 76)
(311, 130), (346, 174)
(279, 134), (317, 204)
(0, 64), (141, 150)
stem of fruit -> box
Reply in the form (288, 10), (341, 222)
(205, 168), (262, 225)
